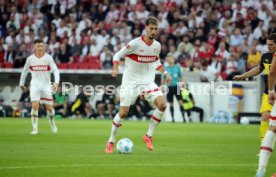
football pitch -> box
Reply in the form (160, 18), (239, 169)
(0, 118), (276, 177)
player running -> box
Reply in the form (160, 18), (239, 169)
(105, 17), (172, 153)
(19, 39), (60, 135)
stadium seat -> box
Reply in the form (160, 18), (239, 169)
(89, 62), (101, 69)
(4, 63), (13, 68)
(68, 63), (79, 69)
(72, 55), (80, 63)
(78, 63), (90, 69)
(0, 63), (5, 68)
(58, 63), (68, 69)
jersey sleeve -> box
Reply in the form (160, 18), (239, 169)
(19, 57), (31, 86)
(49, 56), (60, 84)
(155, 43), (163, 70)
(259, 54), (265, 71)
(113, 40), (136, 64)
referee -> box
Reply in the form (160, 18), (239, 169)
(162, 54), (186, 122)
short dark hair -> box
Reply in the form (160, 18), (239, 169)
(145, 16), (158, 26)
(34, 39), (44, 44)
(268, 33), (276, 43)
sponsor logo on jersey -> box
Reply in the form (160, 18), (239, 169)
(126, 54), (159, 63)
(137, 56), (157, 62)
(29, 65), (50, 71)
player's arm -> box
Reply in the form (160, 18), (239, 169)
(155, 45), (172, 84)
(233, 65), (263, 80)
(49, 57), (60, 91)
(268, 53), (276, 104)
(19, 57), (31, 91)
(112, 42), (135, 77)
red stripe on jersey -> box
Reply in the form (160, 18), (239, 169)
(151, 115), (161, 122)
(261, 146), (273, 152)
(273, 54), (276, 57)
(156, 64), (163, 70)
(142, 88), (160, 95)
(126, 54), (159, 63)
(40, 98), (53, 101)
(270, 115), (276, 120)
(29, 65), (51, 71)
(113, 61), (119, 65)
(141, 35), (154, 46)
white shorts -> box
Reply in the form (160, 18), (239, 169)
(30, 84), (54, 105)
(119, 83), (163, 107)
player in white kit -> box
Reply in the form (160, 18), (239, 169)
(105, 17), (172, 153)
(19, 39), (60, 135)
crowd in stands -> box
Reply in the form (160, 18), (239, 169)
(0, 0), (276, 119)
(0, 0), (275, 81)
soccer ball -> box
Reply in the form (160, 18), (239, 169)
(116, 138), (134, 154)
(240, 117), (250, 125)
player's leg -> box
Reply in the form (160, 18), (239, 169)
(167, 86), (174, 122)
(45, 104), (58, 133)
(255, 104), (276, 177)
(105, 85), (138, 154)
(259, 94), (272, 143)
(105, 106), (130, 154)
(41, 87), (57, 133)
(143, 93), (166, 151)
(29, 86), (41, 134)
(260, 111), (270, 142)
(30, 101), (40, 134)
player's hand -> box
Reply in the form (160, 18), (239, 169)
(20, 85), (28, 92)
(53, 83), (58, 92)
(111, 69), (119, 77)
(165, 73), (172, 85)
(233, 75), (243, 81)
(269, 91), (276, 105)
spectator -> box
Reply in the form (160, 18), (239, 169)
(57, 43), (73, 63)
(230, 28), (244, 47)
(4, 44), (16, 64)
(96, 88), (116, 119)
(247, 46), (262, 70)
(200, 61), (222, 82)
(181, 84), (204, 122)
(17, 86), (31, 117)
(100, 46), (113, 69)
(253, 20), (266, 40)
(53, 87), (68, 117)
(129, 95), (153, 121)
(71, 90), (94, 119)
(226, 53), (240, 80)
(215, 42), (230, 63)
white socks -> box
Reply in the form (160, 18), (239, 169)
(108, 113), (123, 143)
(257, 130), (276, 173)
(47, 109), (56, 125)
(146, 108), (164, 137)
(31, 109), (38, 131)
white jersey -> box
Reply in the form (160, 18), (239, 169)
(113, 35), (162, 85)
(19, 53), (60, 87)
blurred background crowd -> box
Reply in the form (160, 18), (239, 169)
(0, 0), (275, 119)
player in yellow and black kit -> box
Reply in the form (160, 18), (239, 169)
(234, 36), (276, 144)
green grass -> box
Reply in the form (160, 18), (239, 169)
(0, 118), (275, 177)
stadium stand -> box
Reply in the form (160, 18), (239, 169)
(0, 0), (275, 119)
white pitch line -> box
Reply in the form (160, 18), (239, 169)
(0, 163), (270, 170)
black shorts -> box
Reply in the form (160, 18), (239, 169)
(167, 86), (182, 102)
